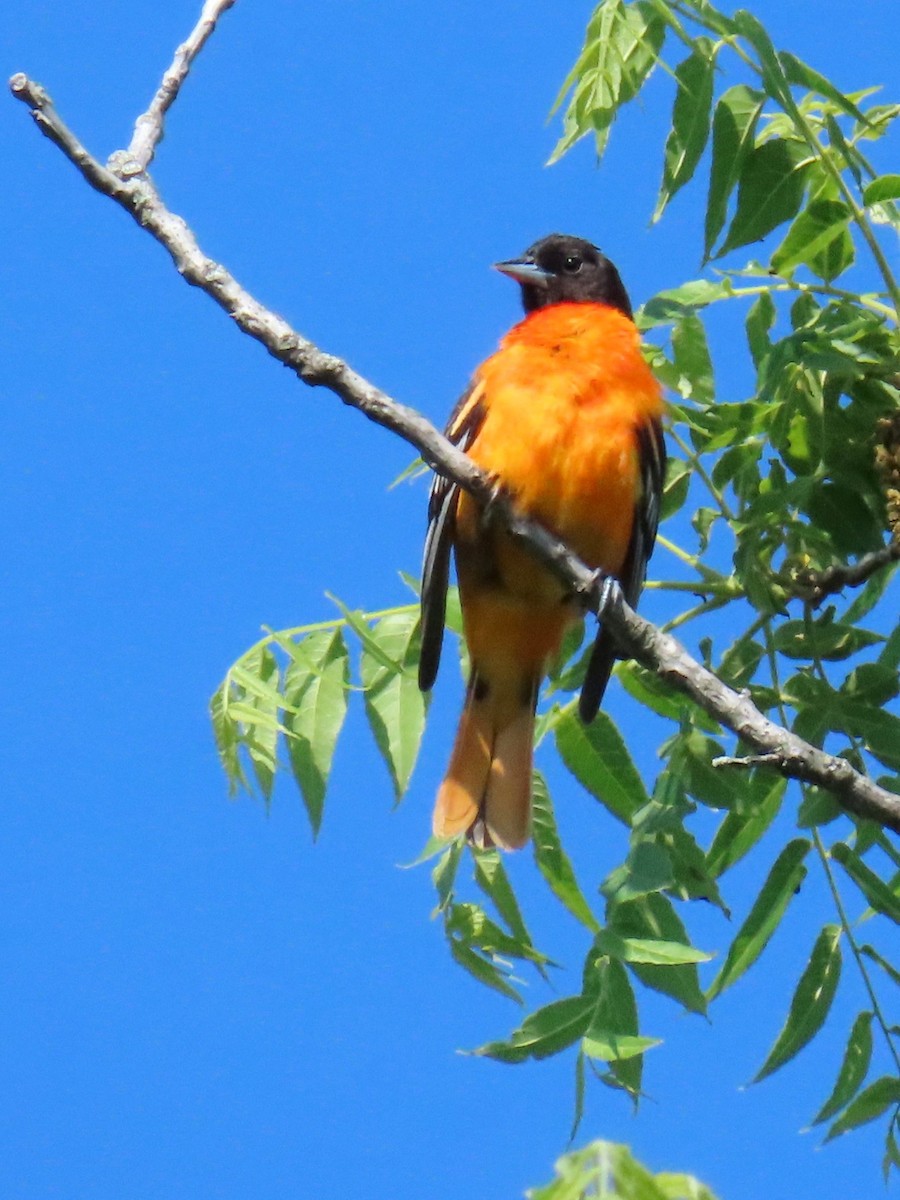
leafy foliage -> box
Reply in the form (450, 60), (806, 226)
(527, 1140), (719, 1200)
(211, 601), (425, 829)
(214, 0), (900, 1181)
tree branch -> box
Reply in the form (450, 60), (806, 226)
(121, 0), (236, 175)
(10, 50), (900, 836)
(791, 542), (900, 607)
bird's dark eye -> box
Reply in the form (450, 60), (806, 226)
(563, 254), (582, 273)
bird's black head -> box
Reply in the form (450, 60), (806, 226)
(494, 233), (632, 319)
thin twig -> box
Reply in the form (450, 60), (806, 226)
(120, 0), (236, 175)
(712, 753), (788, 771)
(9, 68), (900, 836)
(791, 542), (900, 607)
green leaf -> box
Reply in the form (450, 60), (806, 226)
(772, 616), (883, 661)
(823, 112), (865, 190)
(595, 929), (712, 966)
(879, 625), (900, 671)
(808, 216), (855, 283)
(732, 10), (793, 110)
(475, 994), (595, 1063)
(844, 568), (899, 624)
(210, 682), (250, 795)
(656, 1172), (720, 1200)
(388, 456), (427, 489)
(282, 629), (349, 836)
(229, 661), (291, 711)
(778, 51), (869, 125)
(531, 772), (600, 932)
(706, 776), (785, 876)
(691, 505), (718, 552)
(753, 924), (842, 1083)
(805, 483), (886, 560)
(672, 313), (714, 403)
(660, 458), (691, 521)
(549, 0), (665, 163)
(584, 957), (643, 1099)
(448, 936), (522, 1004)
(718, 635), (765, 689)
(860, 943), (900, 987)
(841, 662), (900, 709)
(770, 199), (852, 280)
(236, 646), (280, 800)
(570, 1050), (586, 1145)
(833, 700), (900, 770)
(432, 840), (463, 910)
(528, 1140), (720, 1200)
(609, 892), (708, 1015)
(745, 290), (776, 368)
(863, 174), (900, 205)
(830, 843), (900, 924)
(328, 593), (404, 673)
(654, 41), (716, 222)
(555, 708), (650, 824)
(710, 439), (763, 497)
(857, 103), (900, 142)
(704, 84), (765, 259)
(884, 1127), (900, 1181)
(812, 1011), (874, 1125)
(221, 701), (284, 732)
(665, 822), (728, 909)
(473, 849), (542, 964)
(796, 786), (842, 829)
(668, 728), (746, 811)
(639, 277), (733, 328)
(546, 621), (589, 695)
(824, 1077), (900, 1143)
(602, 841), (675, 907)
(707, 838), (811, 1000)
(617, 661), (711, 726)
(717, 137), (812, 257)
(582, 1031), (661, 1061)
(446, 901), (549, 969)
(769, 364), (825, 475)
(361, 610), (428, 798)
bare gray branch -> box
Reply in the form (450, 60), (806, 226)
(122, 0), (236, 175)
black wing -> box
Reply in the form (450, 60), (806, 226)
(418, 381), (486, 692)
(578, 415), (666, 723)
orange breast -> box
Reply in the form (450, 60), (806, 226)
(461, 302), (663, 574)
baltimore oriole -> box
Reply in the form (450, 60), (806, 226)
(418, 233), (665, 850)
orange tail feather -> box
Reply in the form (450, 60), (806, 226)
(432, 671), (536, 850)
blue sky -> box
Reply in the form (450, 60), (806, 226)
(3, 3), (898, 1198)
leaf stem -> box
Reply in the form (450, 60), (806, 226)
(764, 616), (900, 1080)
(644, 577), (741, 596)
(814, 828), (900, 1079)
(725, 277), (896, 321)
(661, 593), (734, 633)
(669, 426), (736, 521)
(221, 601), (420, 687)
(655, 533), (728, 582)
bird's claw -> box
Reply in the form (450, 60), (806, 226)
(583, 570), (622, 618)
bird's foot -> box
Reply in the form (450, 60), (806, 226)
(583, 570), (622, 619)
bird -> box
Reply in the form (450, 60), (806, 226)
(418, 233), (665, 850)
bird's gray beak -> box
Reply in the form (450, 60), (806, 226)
(492, 257), (552, 286)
